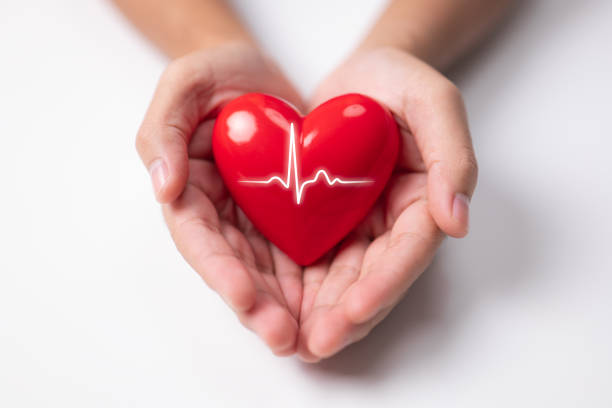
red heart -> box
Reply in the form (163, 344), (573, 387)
(212, 93), (399, 265)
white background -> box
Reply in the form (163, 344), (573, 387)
(1, 1), (611, 406)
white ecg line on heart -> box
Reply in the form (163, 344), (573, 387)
(239, 123), (373, 205)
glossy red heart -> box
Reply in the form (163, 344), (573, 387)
(212, 93), (399, 265)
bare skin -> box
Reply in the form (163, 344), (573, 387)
(112, 0), (512, 361)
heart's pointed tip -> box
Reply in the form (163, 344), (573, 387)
(289, 254), (319, 267)
(285, 250), (327, 267)
(214, 92), (400, 270)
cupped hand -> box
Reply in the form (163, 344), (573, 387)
(297, 47), (478, 362)
(136, 43), (306, 355)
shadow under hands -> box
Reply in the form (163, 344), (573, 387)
(300, 176), (539, 381)
(300, 0), (591, 381)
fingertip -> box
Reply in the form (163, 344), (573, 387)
(140, 124), (190, 203)
(427, 167), (471, 238)
(274, 346), (297, 357)
(428, 193), (470, 238)
(306, 310), (353, 359)
(272, 325), (298, 357)
(296, 319), (322, 362)
(224, 279), (257, 313)
(212, 260), (257, 313)
(297, 336), (322, 363)
(148, 158), (168, 201)
(238, 294), (299, 356)
(155, 180), (184, 204)
(264, 311), (299, 355)
(298, 354), (321, 364)
(307, 326), (336, 359)
(274, 337), (298, 357)
(152, 156), (189, 204)
(451, 193), (470, 237)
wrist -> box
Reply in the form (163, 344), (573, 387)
(179, 40), (276, 74)
(182, 33), (256, 57)
(354, 33), (439, 67)
(356, 32), (417, 54)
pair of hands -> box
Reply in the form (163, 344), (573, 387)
(136, 43), (477, 362)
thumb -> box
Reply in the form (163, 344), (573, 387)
(411, 82), (478, 237)
(136, 121), (190, 204)
(135, 58), (212, 203)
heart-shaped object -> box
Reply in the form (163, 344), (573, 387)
(212, 93), (399, 265)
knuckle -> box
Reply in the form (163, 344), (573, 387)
(175, 216), (221, 240)
(160, 54), (213, 94)
(161, 57), (190, 84)
(168, 215), (222, 253)
(436, 78), (463, 103)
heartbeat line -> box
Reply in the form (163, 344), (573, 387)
(239, 123), (372, 205)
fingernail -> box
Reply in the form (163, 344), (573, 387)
(452, 193), (470, 231)
(148, 159), (168, 195)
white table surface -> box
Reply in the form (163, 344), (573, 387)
(1, 1), (611, 406)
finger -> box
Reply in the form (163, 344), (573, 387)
(297, 257), (331, 362)
(228, 208), (294, 310)
(312, 234), (368, 307)
(206, 211), (298, 355)
(312, 50), (477, 237)
(305, 304), (393, 359)
(188, 119), (215, 159)
(300, 256), (331, 322)
(383, 173), (427, 229)
(344, 200), (444, 324)
(162, 184), (256, 312)
(136, 54), (220, 203)
(238, 292), (299, 356)
(217, 219), (291, 311)
(186, 159), (227, 205)
(298, 234), (388, 361)
(302, 305), (351, 360)
(402, 77), (478, 238)
(296, 236), (368, 362)
(270, 244), (303, 320)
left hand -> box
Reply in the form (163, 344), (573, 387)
(297, 47), (478, 362)
(136, 43), (306, 356)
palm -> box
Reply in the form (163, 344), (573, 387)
(298, 149), (438, 361)
(148, 45), (306, 355)
(296, 48), (463, 360)
(163, 121), (304, 355)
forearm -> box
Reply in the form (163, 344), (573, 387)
(359, 0), (514, 69)
(111, 0), (253, 58)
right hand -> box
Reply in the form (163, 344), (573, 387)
(297, 47), (478, 361)
(136, 43), (305, 356)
